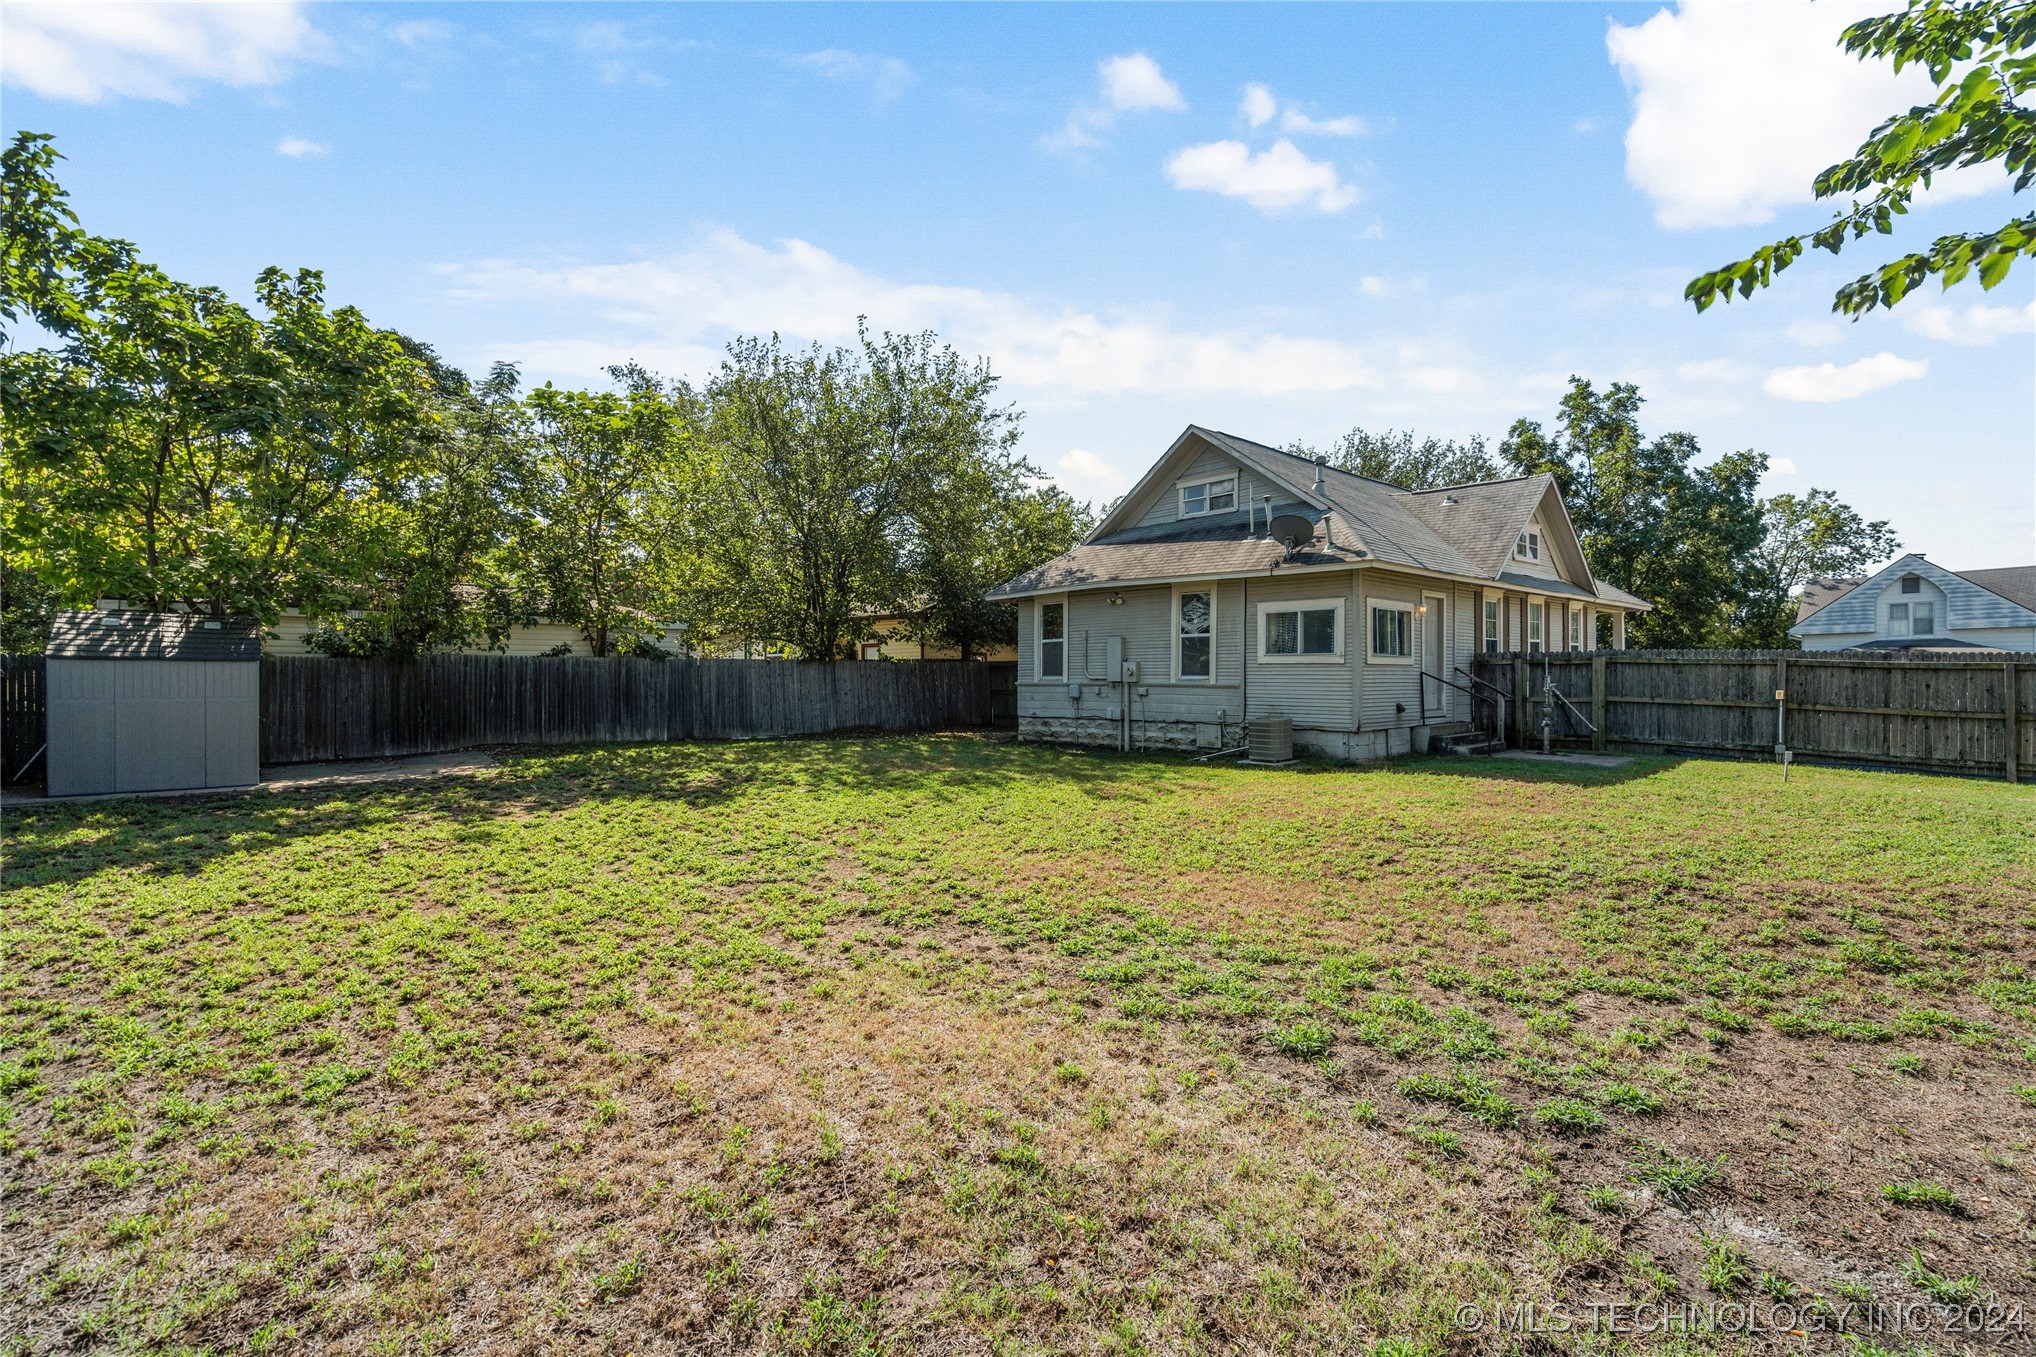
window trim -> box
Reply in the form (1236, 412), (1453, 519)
(1568, 603), (1584, 652)
(1365, 599), (1416, 666)
(1257, 596), (1346, 664)
(1527, 599), (1544, 654)
(1887, 601), (1910, 635)
(1911, 601), (1936, 636)
(1172, 583), (1216, 682)
(1515, 529), (1541, 561)
(1177, 475), (1239, 519)
(1481, 596), (1501, 654)
(1034, 594), (1068, 682)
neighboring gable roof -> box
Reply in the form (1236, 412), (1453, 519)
(1790, 554), (2036, 636)
(1794, 576), (1866, 622)
(1954, 565), (2036, 613)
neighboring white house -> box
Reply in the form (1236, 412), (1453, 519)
(1789, 554), (2036, 652)
(986, 425), (1650, 761)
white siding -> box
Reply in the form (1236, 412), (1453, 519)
(1131, 448), (1266, 531)
(1357, 570), (1424, 729)
(1244, 570), (1360, 730)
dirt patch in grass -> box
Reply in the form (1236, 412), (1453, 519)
(4, 736), (2032, 1354)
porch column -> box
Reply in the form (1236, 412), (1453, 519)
(1613, 611), (1627, 650)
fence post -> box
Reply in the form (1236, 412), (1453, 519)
(1590, 655), (1606, 753)
(2008, 660), (2020, 784)
(1512, 655), (1529, 747)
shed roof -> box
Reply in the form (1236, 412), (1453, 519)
(46, 610), (263, 661)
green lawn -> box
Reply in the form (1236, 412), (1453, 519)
(4, 737), (2033, 1355)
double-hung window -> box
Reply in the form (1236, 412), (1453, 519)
(1912, 602), (1935, 635)
(1260, 599), (1341, 661)
(1887, 602), (1909, 635)
(1179, 477), (1237, 517)
(1038, 599), (1065, 678)
(1527, 601), (1544, 653)
(1482, 599), (1500, 653)
(1568, 603), (1584, 652)
(1368, 603), (1413, 662)
(1177, 589), (1213, 679)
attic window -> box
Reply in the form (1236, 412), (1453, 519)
(1179, 477), (1237, 517)
(1515, 530), (1541, 561)
(1900, 575), (1920, 594)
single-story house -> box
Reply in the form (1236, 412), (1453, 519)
(1789, 554), (2036, 651)
(986, 424), (1650, 760)
(855, 608), (1018, 662)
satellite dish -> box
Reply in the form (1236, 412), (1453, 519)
(1268, 513), (1316, 551)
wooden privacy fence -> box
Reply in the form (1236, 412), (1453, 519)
(2, 655), (47, 784)
(1469, 649), (2034, 781)
(261, 656), (1017, 764)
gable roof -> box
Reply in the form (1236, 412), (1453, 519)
(1794, 575), (1866, 622)
(1955, 565), (2036, 613)
(47, 610), (263, 661)
(991, 425), (1649, 607)
(1790, 554), (2036, 636)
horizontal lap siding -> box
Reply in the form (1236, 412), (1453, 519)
(1131, 448), (1263, 531)
(1357, 571), (1423, 730)
(259, 657), (1004, 763)
(1246, 570), (1358, 731)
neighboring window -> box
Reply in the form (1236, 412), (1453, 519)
(1039, 600), (1065, 678)
(1177, 589), (1213, 679)
(1261, 600), (1341, 659)
(1369, 604), (1412, 661)
(1527, 601), (1544, 653)
(1569, 604), (1584, 652)
(1888, 602), (1909, 634)
(1515, 530), (1541, 561)
(1900, 575), (1920, 594)
(1913, 603), (1935, 635)
(1482, 599), (1500, 653)
(860, 642), (883, 661)
(1179, 477), (1238, 517)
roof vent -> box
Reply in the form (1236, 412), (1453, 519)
(1312, 458), (1326, 493)
(1442, 494), (1459, 507)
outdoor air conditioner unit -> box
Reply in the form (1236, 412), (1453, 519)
(1247, 717), (1293, 764)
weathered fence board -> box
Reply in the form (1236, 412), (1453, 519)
(1471, 649), (2034, 781)
(2, 655), (47, 784)
(259, 656), (1016, 764)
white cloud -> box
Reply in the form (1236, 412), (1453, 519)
(442, 228), (1392, 397)
(795, 48), (914, 103)
(1572, 117), (1600, 135)
(1606, 0), (1986, 229)
(1762, 351), (1927, 402)
(1280, 108), (1365, 137)
(1785, 317), (1845, 347)
(1045, 51), (1185, 151)
(1099, 52), (1183, 113)
(275, 135), (327, 158)
(387, 19), (453, 50)
(1767, 457), (1798, 475)
(1900, 297), (2036, 346)
(1240, 82), (1276, 128)
(1359, 276), (1390, 298)
(1165, 138), (1357, 214)
(2, 1), (322, 103)
(1055, 447), (1129, 500)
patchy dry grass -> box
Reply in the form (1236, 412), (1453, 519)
(3, 735), (2033, 1355)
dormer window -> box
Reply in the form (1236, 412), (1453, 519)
(1179, 477), (1237, 517)
(1515, 530), (1541, 561)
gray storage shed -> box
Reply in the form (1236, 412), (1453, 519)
(45, 611), (261, 797)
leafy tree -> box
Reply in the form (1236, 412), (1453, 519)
(1289, 427), (1500, 491)
(516, 365), (691, 657)
(1733, 490), (1902, 646)
(1501, 378), (1770, 648)
(0, 555), (59, 653)
(1687, 0), (2035, 316)
(902, 464), (1093, 661)
(2, 132), (430, 622)
(697, 328), (1014, 660)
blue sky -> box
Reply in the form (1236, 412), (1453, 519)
(6, 1), (2032, 568)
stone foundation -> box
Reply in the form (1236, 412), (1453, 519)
(1018, 716), (1409, 763)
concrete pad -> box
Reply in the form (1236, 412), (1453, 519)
(2, 750), (497, 806)
(1487, 750), (1634, 769)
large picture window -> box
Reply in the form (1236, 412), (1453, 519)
(1038, 599), (1065, 679)
(1259, 599), (1342, 662)
(1369, 604), (1412, 662)
(1179, 477), (1237, 517)
(1482, 599), (1500, 654)
(1177, 589), (1212, 679)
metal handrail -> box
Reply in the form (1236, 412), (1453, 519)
(1453, 665), (1506, 698)
(1422, 669), (1479, 701)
